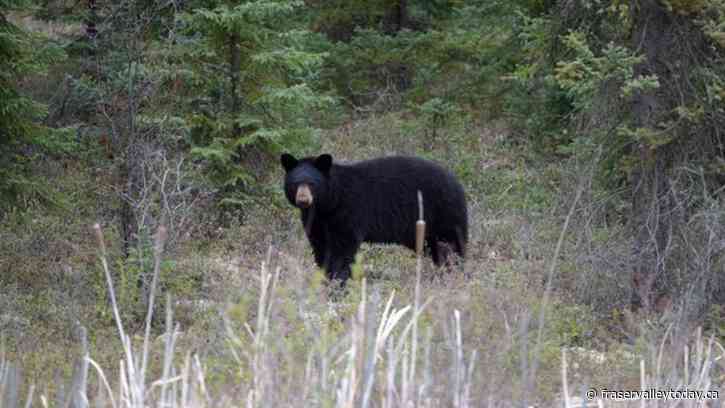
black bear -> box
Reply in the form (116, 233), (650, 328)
(281, 153), (467, 285)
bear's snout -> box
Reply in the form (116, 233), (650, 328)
(295, 184), (314, 208)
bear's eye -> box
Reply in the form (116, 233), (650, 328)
(291, 175), (318, 188)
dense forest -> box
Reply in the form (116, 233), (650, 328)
(1, 0), (725, 406)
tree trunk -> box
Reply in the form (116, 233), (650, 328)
(628, 0), (701, 311)
(384, 0), (411, 91)
(83, 0), (98, 78)
(391, 0), (407, 33)
(119, 146), (141, 260)
(86, 0), (98, 41)
(229, 31), (242, 138)
(120, 37), (141, 260)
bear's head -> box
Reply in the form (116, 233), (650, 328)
(280, 153), (333, 210)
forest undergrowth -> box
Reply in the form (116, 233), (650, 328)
(2, 115), (723, 407)
(3, 1), (725, 403)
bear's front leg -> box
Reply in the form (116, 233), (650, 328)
(307, 233), (327, 268)
(325, 236), (361, 287)
(302, 209), (327, 268)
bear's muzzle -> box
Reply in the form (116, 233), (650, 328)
(295, 184), (313, 209)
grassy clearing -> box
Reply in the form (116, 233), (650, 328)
(1, 112), (724, 406)
(2, 226), (722, 407)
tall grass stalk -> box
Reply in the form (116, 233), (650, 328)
(87, 223), (210, 407)
(561, 327), (724, 408)
(249, 247), (280, 406)
(527, 178), (585, 402)
(2, 218), (723, 407)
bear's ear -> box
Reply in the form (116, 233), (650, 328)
(314, 154), (333, 174)
(281, 153), (298, 172)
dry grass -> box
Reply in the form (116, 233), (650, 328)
(2, 112), (724, 406)
(2, 206), (723, 407)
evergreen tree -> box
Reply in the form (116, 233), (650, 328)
(509, 0), (725, 311)
(0, 0), (66, 215)
(181, 0), (335, 202)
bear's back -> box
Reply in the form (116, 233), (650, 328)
(345, 156), (452, 181)
(331, 156), (466, 245)
(344, 156), (463, 198)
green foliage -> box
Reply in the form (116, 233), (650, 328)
(415, 97), (461, 135)
(312, 0), (534, 117)
(180, 0), (336, 197)
(501, 1), (659, 177)
(0, 2), (68, 213)
(701, 0), (725, 51)
(90, 228), (194, 327)
(554, 32), (653, 110)
(311, 0), (453, 41)
(480, 156), (558, 213)
(548, 29), (660, 174)
(504, 10), (573, 148)
(665, 0), (708, 15)
(705, 304), (725, 342)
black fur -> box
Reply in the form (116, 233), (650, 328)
(281, 153), (468, 285)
